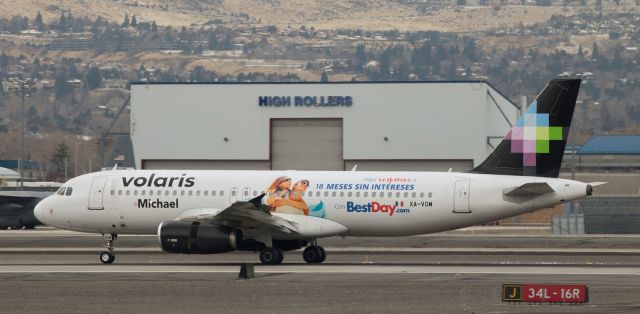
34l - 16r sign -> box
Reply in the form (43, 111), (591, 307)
(502, 284), (588, 304)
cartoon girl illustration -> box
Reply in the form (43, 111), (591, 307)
(264, 177), (310, 215)
(264, 176), (292, 207)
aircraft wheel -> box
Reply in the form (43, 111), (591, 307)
(260, 247), (282, 265)
(317, 246), (326, 263)
(303, 246), (325, 264)
(100, 251), (115, 264)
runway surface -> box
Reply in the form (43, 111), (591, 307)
(1, 228), (640, 313)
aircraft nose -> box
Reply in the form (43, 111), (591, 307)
(33, 198), (48, 225)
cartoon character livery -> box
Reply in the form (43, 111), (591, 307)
(35, 78), (600, 265)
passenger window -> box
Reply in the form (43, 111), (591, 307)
(118, 190), (123, 196)
(388, 192), (392, 198)
(253, 191), (258, 197)
(356, 192), (360, 197)
(420, 192), (424, 198)
(324, 191), (328, 197)
(109, 190), (114, 196)
(364, 192), (368, 197)
(231, 190), (236, 197)
(347, 191), (352, 197)
(372, 192), (377, 197)
(428, 192), (433, 198)
(196, 191), (201, 196)
(308, 191), (313, 197)
(141, 190), (146, 196)
(173, 190), (177, 196)
(65, 187), (73, 196)
(188, 191), (193, 196)
(149, 190), (154, 196)
(165, 190), (170, 196)
(134, 190), (138, 196)
(404, 192), (408, 198)
(181, 191), (185, 196)
(332, 191), (336, 197)
(412, 192), (416, 198)
(212, 190), (217, 196)
(220, 191), (224, 196)
(243, 190), (248, 197)
(316, 191), (321, 197)
(340, 191), (345, 197)
(204, 191), (208, 196)
(126, 190), (130, 196)
(395, 192), (400, 198)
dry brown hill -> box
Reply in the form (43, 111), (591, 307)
(1, 0), (609, 31)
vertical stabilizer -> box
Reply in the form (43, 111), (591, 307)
(470, 79), (581, 178)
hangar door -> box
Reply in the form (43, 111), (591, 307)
(271, 119), (343, 170)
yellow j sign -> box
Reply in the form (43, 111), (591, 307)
(502, 284), (523, 302)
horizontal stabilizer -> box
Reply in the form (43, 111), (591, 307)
(588, 182), (608, 187)
(503, 182), (555, 197)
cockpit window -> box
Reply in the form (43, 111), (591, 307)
(57, 187), (66, 195)
(65, 187), (73, 196)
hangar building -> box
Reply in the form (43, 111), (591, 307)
(130, 81), (520, 171)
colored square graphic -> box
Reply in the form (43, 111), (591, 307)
(536, 140), (550, 153)
(511, 140), (524, 153)
(504, 100), (564, 168)
(524, 127), (537, 140)
(536, 127), (549, 140)
(523, 153), (537, 166)
(549, 127), (563, 140)
(524, 114), (537, 127)
(536, 114), (549, 126)
(523, 140), (536, 153)
(510, 127), (524, 140)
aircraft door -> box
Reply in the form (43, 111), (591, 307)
(453, 179), (471, 213)
(88, 176), (107, 210)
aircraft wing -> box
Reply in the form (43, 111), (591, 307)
(176, 194), (348, 238)
(503, 182), (555, 197)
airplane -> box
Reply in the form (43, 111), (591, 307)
(34, 78), (600, 265)
(0, 191), (51, 229)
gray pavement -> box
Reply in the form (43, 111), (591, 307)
(0, 228), (639, 313)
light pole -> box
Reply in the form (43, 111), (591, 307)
(19, 83), (26, 191)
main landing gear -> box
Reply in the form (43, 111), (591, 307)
(257, 243), (326, 265)
(99, 233), (117, 264)
(259, 247), (284, 265)
(303, 246), (326, 264)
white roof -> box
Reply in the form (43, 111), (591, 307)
(0, 167), (20, 179)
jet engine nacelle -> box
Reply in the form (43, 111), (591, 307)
(157, 221), (241, 254)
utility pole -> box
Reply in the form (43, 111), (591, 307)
(19, 83), (26, 191)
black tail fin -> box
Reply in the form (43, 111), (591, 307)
(470, 78), (581, 178)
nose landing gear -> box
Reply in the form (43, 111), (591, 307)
(99, 233), (117, 264)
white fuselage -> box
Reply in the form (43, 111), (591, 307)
(34, 170), (589, 238)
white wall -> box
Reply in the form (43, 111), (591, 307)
(131, 82), (519, 169)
